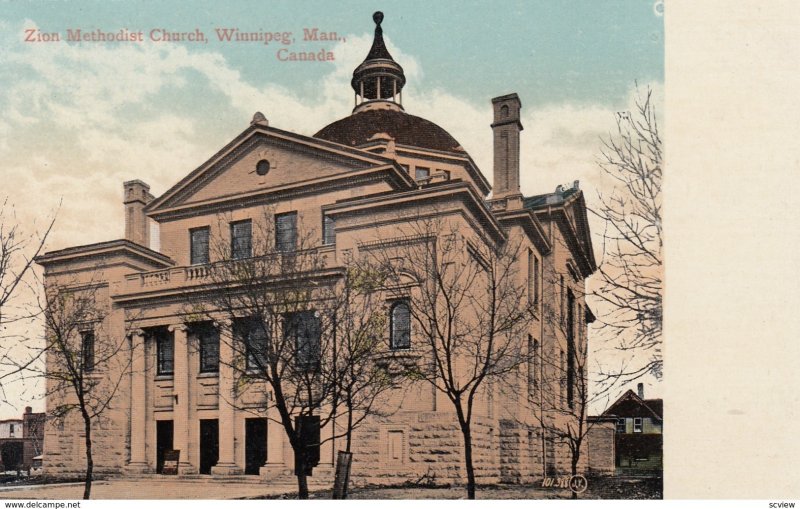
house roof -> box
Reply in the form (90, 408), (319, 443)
(602, 389), (663, 420)
(644, 399), (663, 418)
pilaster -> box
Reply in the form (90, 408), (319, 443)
(211, 320), (242, 474)
(126, 329), (148, 472)
(169, 323), (196, 474)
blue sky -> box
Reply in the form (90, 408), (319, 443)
(2, 0), (663, 107)
(0, 1), (663, 417)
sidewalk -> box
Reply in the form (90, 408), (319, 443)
(0, 478), (308, 500)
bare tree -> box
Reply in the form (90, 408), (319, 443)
(364, 215), (536, 499)
(495, 253), (612, 498)
(592, 86), (663, 382)
(326, 259), (402, 499)
(0, 199), (55, 396)
(527, 303), (607, 499)
(33, 278), (131, 499)
(330, 260), (398, 454)
(184, 208), (397, 499)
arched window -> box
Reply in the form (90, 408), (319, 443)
(390, 301), (411, 349)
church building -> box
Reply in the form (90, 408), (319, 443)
(36, 12), (596, 485)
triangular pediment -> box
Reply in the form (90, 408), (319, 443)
(560, 192), (596, 275)
(147, 125), (401, 213)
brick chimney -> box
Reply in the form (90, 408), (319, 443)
(123, 180), (154, 247)
(491, 93), (523, 206)
(637, 382), (645, 399)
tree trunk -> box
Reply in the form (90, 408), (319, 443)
(345, 404), (354, 453)
(460, 424), (476, 500)
(570, 447), (580, 500)
(82, 411), (93, 500)
(295, 447), (309, 499)
(297, 470), (309, 499)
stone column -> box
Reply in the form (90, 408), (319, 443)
(126, 329), (148, 471)
(261, 408), (286, 477)
(170, 324), (195, 473)
(212, 320), (241, 474)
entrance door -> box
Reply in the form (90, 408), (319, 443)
(245, 418), (268, 475)
(199, 419), (219, 475)
(156, 420), (173, 474)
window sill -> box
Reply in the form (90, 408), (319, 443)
(244, 368), (267, 377)
(155, 374), (174, 381)
(197, 371), (219, 379)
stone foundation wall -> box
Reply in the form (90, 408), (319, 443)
(345, 412), (507, 486)
(41, 403), (592, 484)
(499, 422), (544, 483)
(43, 410), (128, 477)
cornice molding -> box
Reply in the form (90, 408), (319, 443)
(148, 165), (413, 222)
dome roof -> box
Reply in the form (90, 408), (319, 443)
(313, 109), (465, 154)
(315, 12), (466, 155)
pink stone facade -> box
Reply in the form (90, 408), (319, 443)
(36, 12), (597, 486)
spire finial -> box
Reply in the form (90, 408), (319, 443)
(373, 11), (384, 26)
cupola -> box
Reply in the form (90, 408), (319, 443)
(351, 12), (406, 113)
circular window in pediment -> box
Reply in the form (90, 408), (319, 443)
(256, 159), (271, 176)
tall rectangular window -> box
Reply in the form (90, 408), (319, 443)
(534, 256), (540, 306)
(156, 328), (174, 376)
(527, 335), (534, 397)
(236, 318), (268, 371)
(634, 417), (643, 433)
(527, 250), (535, 304)
(285, 311), (321, 371)
(560, 350), (566, 407)
(81, 330), (95, 373)
(275, 212), (297, 253)
(527, 335), (539, 398)
(230, 220), (252, 260)
(197, 324), (220, 373)
(190, 227), (210, 265)
(322, 215), (335, 245)
(616, 418), (626, 434)
(567, 291), (576, 409)
(390, 301), (411, 349)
